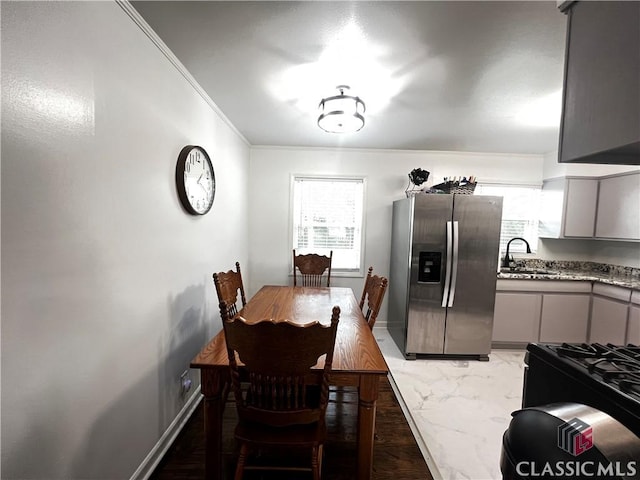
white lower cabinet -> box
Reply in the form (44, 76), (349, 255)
(590, 284), (632, 345)
(492, 280), (639, 346)
(629, 305), (640, 344)
(590, 296), (629, 345)
(628, 290), (640, 344)
(493, 293), (541, 343)
(539, 294), (591, 343)
(493, 280), (591, 345)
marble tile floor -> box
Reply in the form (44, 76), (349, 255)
(373, 328), (527, 480)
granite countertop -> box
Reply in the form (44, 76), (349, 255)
(497, 260), (640, 290)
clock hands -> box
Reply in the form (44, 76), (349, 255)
(196, 172), (211, 193)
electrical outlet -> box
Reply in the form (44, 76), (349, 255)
(180, 370), (192, 396)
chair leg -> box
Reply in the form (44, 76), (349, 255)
(235, 443), (248, 480)
(221, 380), (231, 414)
(311, 444), (322, 480)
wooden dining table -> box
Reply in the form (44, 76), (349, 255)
(191, 285), (389, 480)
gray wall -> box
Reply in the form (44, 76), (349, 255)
(247, 147), (640, 329)
(247, 146), (546, 325)
(2, 2), (638, 479)
(1, 2), (249, 478)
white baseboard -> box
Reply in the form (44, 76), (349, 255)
(130, 386), (202, 480)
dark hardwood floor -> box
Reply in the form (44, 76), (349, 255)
(150, 376), (434, 479)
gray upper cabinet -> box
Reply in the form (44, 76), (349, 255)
(539, 177), (598, 238)
(595, 171), (640, 240)
(540, 171), (640, 242)
(558, 1), (640, 165)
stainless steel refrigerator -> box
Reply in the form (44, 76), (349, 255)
(387, 194), (503, 360)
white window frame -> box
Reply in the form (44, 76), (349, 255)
(475, 182), (542, 255)
(290, 174), (367, 277)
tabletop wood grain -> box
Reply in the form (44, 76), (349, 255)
(192, 286), (388, 375)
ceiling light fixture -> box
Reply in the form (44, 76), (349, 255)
(317, 85), (366, 133)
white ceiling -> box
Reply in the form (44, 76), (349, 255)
(132, 1), (567, 154)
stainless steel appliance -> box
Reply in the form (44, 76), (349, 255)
(523, 343), (640, 437)
(500, 342), (640, 480)
(501, 403), (640, 480)
(387, 194), (503, 360)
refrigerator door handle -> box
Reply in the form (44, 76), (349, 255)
(441, 221), (453, 307)
(448, 220), (459, 307)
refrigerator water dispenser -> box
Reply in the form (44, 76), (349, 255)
(418, 251), (441, 283)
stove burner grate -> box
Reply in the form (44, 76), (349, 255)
(548, 342), (640, 402)
(587, 357), (640, 375)
(617, 345), (640, 361)
(555, 342), (601, 358)
(601, 369), (640, 382)
(620, 379), (640, 395)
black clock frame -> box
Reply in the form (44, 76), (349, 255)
(175, 145), (215, 215)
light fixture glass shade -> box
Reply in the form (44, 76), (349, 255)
(318, 85), (366, 133)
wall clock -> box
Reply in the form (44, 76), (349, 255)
(176, 145), (216, 215)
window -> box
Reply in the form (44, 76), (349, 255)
(291, 176), (365, 274)
(475, 184), (542, 254)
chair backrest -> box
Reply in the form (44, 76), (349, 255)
(292, 250), (333, 287)
(213, 262), (247, 317)
(359, 266), (388, 330)
(221, 303), (340, 427)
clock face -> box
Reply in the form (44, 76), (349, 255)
(176, 146), (215, 215)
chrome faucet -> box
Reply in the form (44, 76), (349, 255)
(502, 237), (531, 268)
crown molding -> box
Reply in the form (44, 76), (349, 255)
(116, 0), (249, 146)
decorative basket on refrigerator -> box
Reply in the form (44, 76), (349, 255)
(432, 181), (476, 195)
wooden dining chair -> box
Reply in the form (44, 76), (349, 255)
(221, 302), (341, 480)
(359, 266), (389, 330)
(213, 262), (247, 317)
(329, 267), (388, 406)
(293, 250), (333, 287)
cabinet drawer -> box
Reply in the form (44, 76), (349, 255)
(497, 279), (592, 293)
(592, 283), (632, 302)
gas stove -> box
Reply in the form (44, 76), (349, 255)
(551, 343), (640, 398)
(523, 342), (640, 438)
